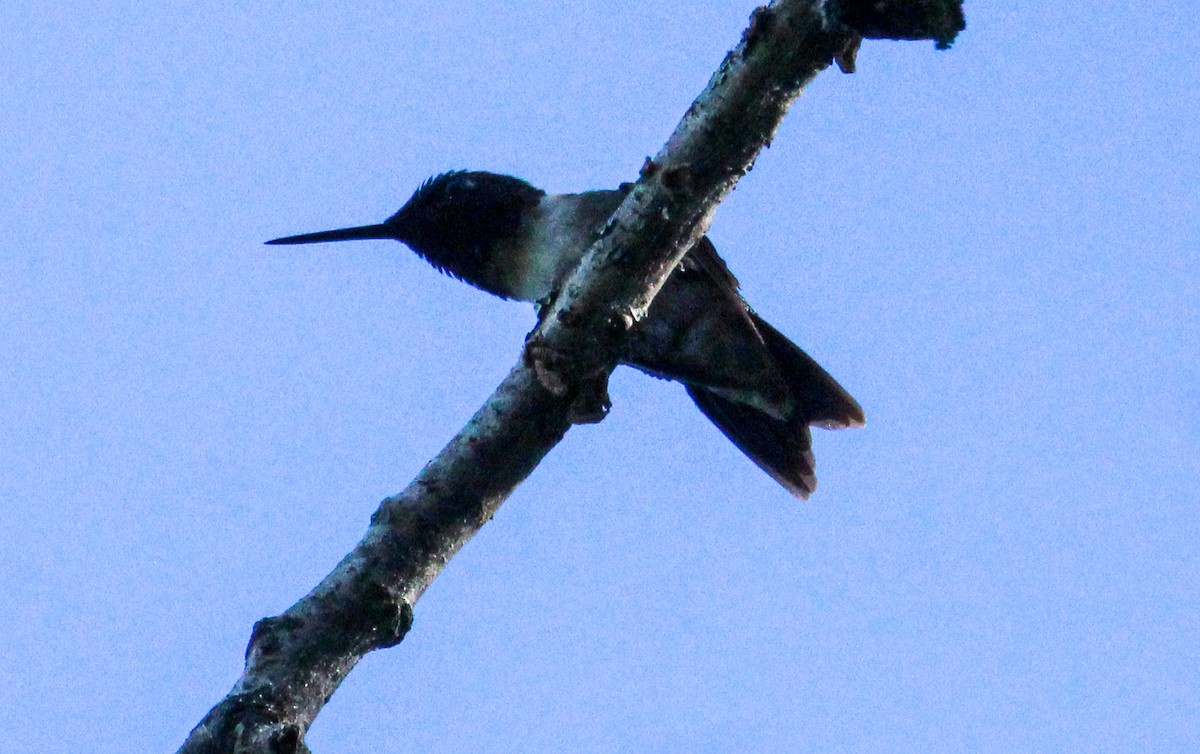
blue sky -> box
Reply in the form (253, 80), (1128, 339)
(2, 2), (1196, 752)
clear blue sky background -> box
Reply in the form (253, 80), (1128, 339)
(2, 3), (1196, 752)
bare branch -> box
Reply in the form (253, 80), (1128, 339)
(179, 1), (963, 751)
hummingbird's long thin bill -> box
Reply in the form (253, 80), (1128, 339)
(265, 223), (396, 245)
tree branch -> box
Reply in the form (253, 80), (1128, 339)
(179, 1), (963, 751)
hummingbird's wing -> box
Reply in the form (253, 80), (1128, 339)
(657, 236), (864, 498)
(679, 234), (863, 426)
(579, 190), (864, 498)
(679, 236), (742, 298)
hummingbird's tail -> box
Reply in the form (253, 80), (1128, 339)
(686, 313), (863, 499)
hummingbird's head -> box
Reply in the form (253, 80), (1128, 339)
(389, 171), (544, 279)
(267, 170), (545, 294)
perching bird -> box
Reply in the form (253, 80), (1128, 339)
(267, 171), (863, 498)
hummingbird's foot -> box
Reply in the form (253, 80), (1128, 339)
(567, 372), (611, 425)
(524, 339), (612, 424)
(835, 33), (862, 74)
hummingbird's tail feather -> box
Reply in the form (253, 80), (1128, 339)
(687, 383), (819, 498)
(686, 315), (863, 499)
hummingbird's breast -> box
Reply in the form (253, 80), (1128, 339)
(486, 191), (622, 302)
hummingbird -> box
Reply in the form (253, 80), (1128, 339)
(267, 171), (864, 498)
